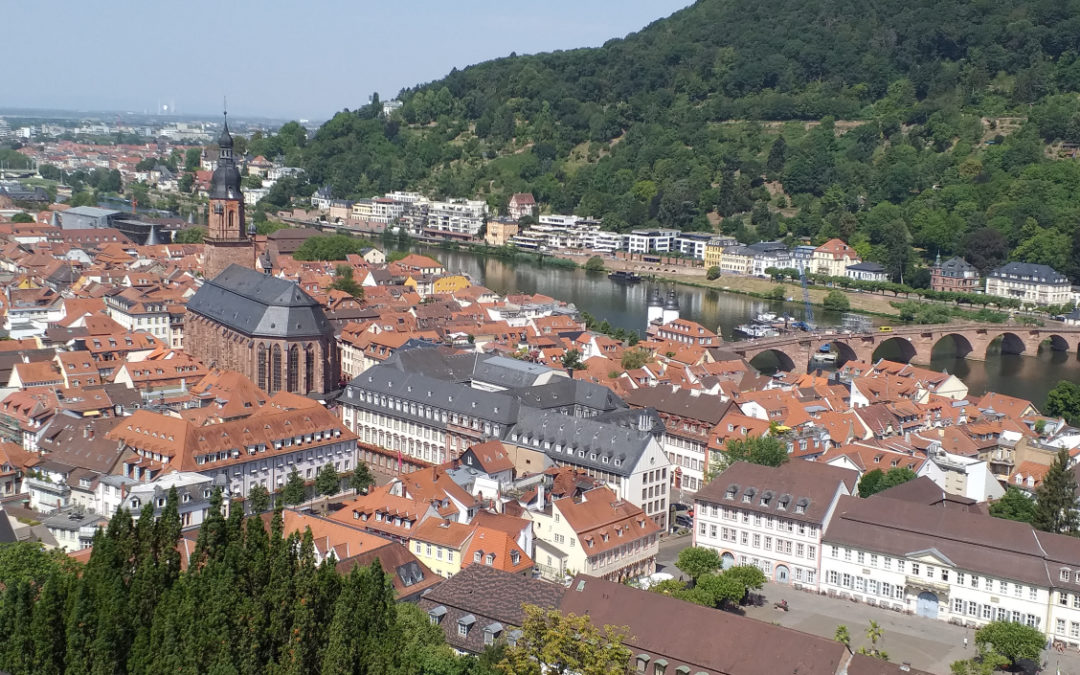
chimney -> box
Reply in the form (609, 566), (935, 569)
(83, 425), (88, 439)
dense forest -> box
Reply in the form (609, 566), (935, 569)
(249, 0), (1080, 284)
(0, 490), (498, 675)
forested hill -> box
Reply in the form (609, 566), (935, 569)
(254, 0), (1080, 285)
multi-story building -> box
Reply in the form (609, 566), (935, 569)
(583, 230), (624, 254)
(693, 460), (859, 589)
(845, 262), (889, 282)
(106, 405), (356, 499)
(505, 410), (671, 529)
(748, 241), (791, 276)
(484, 218), (518, 247)
(931, 256), (980, 293)
(528, 486), (660, 583)
(507, 193), (536, 220)
(121, 470), (228, 528)
(812, 239), (860, 277)
(425, 199), (488, 238)
(704, 236), (738, 269)
(720, 244), (753, 275)
(985, 262), (1071, 306)
(104, 287), (172, 341)
(675, 232), (712, 260)
(623, 387), (730, 494)
(821, 492), (1080, 640)
(626, 229), (679, 255)
(185, 265), (339, 396)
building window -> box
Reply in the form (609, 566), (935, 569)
(271, 345), (282, 392)
(287, 345), (299, 393)
(257, 344), (267, 390)
(304, 344), (315, 393)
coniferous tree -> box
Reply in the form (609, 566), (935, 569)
(1033, 449), (1079, 534)
(31, 576), (68, 675)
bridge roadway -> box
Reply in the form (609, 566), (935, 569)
(727, 322), (1080, 374)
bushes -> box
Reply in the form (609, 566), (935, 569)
(823, 290), (850, 311)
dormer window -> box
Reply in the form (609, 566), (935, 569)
(474, 551), (482, 563)
(485, 553), (495, 565)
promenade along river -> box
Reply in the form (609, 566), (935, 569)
(424, 247), (1080, 407)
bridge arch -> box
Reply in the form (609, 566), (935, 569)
(931, 333), (974, 360)
(812, 340), (859, 368)
(1041, 334), (1071, 352)
(988, 332), (1026, 357)
(748, 349), (797, 374)
(871, 336), (918, 364)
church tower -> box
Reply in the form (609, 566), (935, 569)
(203, 112), (254, 280)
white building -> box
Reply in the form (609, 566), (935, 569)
(122, 471), (229, 528)
(626, 229), (679, 255)
(692, 460), (858, 590)
(821, 491), (1080, 639)
(675, 233), (712, 260)
(845, 262), (889, 282)
(426, 199), (488, 237)
(985, 262), (1072, 306)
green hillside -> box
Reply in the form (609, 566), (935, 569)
(255, 0), (1080, 286)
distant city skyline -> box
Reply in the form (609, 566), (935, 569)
(7, 1), (690, 121)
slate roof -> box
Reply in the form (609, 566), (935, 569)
(341, 364), (520, 426)
(471, 355), (554, 389)
(417, 564), (565, 654)
(695, 461), (859, 525)
(511, 377), (627, 413)
(989, 261), (1068, 284)
(622, 386), (731, 424)
(823, 494), (1080, 589)
(187, 264), (332, 338)
(508, 409), (656, 478)
(846, 261), (886, 272)
(937, 256), (977, 278)
(559, 575), (848, 675)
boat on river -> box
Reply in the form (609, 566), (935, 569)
(608, 270), (642, 283)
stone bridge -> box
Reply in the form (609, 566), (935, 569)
(728, 323), (1080, 375)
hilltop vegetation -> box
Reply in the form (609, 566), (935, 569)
(255, 0), (1080, 284)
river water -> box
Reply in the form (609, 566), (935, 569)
(425, 247), (1080, 407)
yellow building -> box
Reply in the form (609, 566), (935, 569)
(704, 236), (736, 269)
(409, 519), (474, 578)
(432, 274), (471, 295)
(485, 219), (519, 247)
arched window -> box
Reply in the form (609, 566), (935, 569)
(257, 344), (267, 391)
(227, 209), (235, 234)
(305, 344), (315, 393)
(287, 345), (299, 392)
(271, 345), (282, 393)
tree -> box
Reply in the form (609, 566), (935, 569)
(184, 148), (201, 172)
(174, 226), (205, 244)
(973, 621), (1045, 665)
(350, 461), (375, 495)
(706, 266), (721, 280)
(767, 284), (786, 301)
(823, 290), (850, 311)
(989, 487), (1037, 524)
(720, 564), (766, 595)
(859, 467), (917, 496)
(315, 463), (340, 498)
(710, 435), (788, 476)
(293, 235), (376, 261)
(693, 571), (747, 608)
(248, 485), (271, 513)
(963, 228), (1009, 276)
(857, 469), (885, 498)
(620, 348), (650, 370)
(498, 605), (631, 675)
(859, 620), (887, 661)
(178, 172), (194, 193)
(584, 256), (605, 271)
(281, 468), (306, 506)
(675, 547), (721, 581)
(561, 349), (584, 371)
(834, 624), (852, 653)
(1045, 380), (1080, 425)
(10, 212), (34, 223)
(329, 264), (364, 298)
(950, 646), (1009, 675)
(1032, 448), (1079, 534)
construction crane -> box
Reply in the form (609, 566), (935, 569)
(801, 268), (815, 331)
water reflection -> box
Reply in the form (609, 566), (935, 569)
(425, 247), (1075, 407)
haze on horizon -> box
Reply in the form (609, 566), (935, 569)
(7, 0), (691, 121)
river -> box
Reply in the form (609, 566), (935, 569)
(424, 247), (1080, 407)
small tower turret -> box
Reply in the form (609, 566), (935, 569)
(662, 287), (680, 325)
(646, 286), (664, 327)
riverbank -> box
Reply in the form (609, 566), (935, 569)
(552, 250), (905, 318)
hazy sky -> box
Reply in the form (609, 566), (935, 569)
(7, 0), (691, 121)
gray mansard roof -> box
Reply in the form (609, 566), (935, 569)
(187, 264), (332, 339)
(341, 364), (520, 426)
(508, 409), (656, 477)
(989, 261), (1069, 285)
(472, 355), (557, 390)
(511, 378), (627, 414)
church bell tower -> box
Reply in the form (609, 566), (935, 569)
(203, 111), (254, 280)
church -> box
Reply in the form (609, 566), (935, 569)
(184, 115), (338, 396)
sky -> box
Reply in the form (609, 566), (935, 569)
(6, 0), (691, 121)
